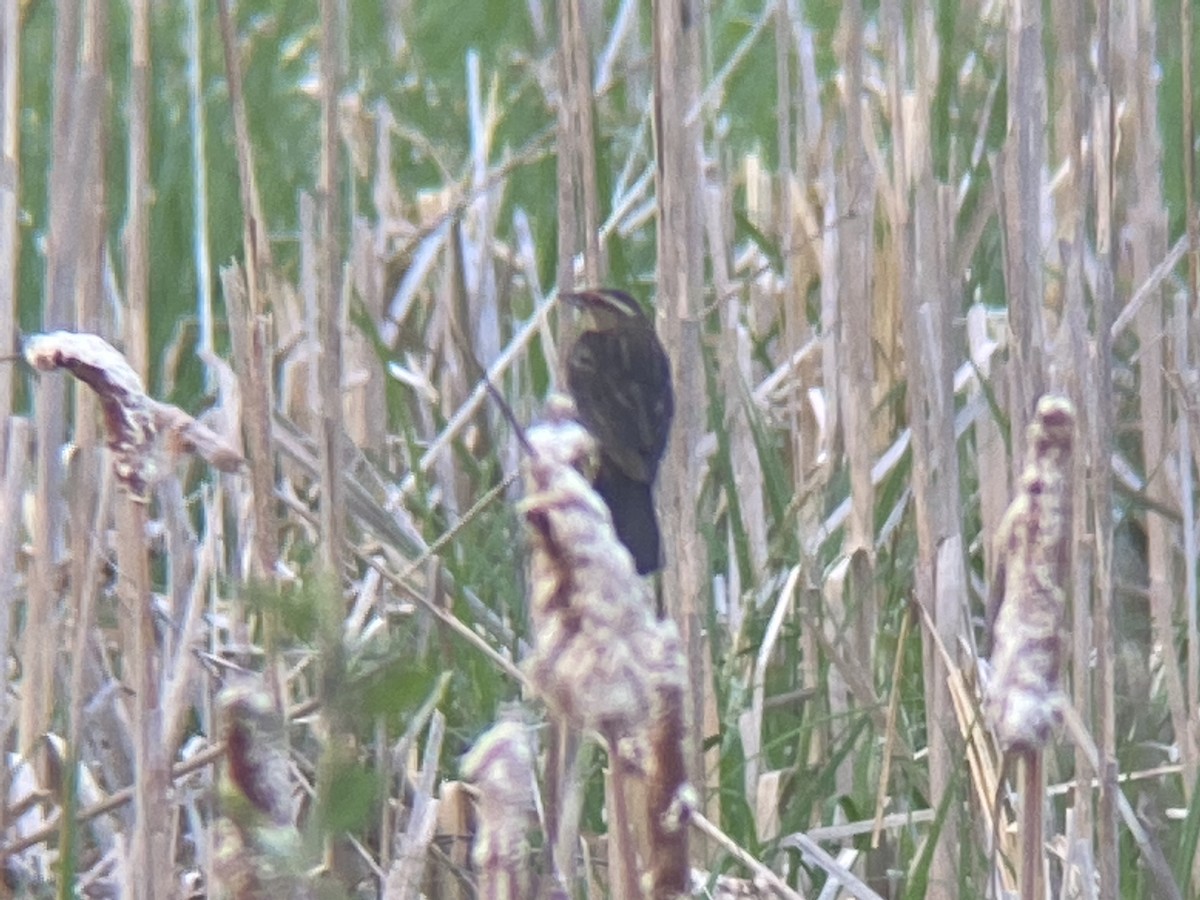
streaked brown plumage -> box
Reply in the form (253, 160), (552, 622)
(563, 289), (673, 574)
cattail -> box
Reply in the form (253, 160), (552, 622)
(24, 331), (243, 499)
(461, 715), (537, 900)
(519, 409), (685, 741)
(213, 677), (310, 899)
(520, 404), (690, 896)
(985, 394), (1075, 752)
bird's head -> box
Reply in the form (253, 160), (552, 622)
(562, 289), (649, 331)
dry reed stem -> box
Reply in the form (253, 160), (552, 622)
(185, 0), (214, 370)
(0, 0), (18, 448)
(705, 161), (767, 583)
(896, 143), (967, 900)
(653, 0), (712, 831)
(216, 0), (278, 583)
(1050, 1), (1097, 860)
(1090, 4), (1120, 891)
(1182, 0), (1200, 800)
(0, 417), (28, 856)
(317, 0), (345, 575)
(223, 267), (279, 579)
(556, 0), (604, 289)
(688, 811), (804, 900)
(915, 600), (1016, 896)
(124, 0), (149, 382)
(215, 0), (272, 280)
(383, 710), (445, 899)
(838, 0), (877, 574)
(117, 493), (171, 900)
(382, 673), (452, 887)
(744, 565), (801, 815)
(63, 452), (112, 886)
(163, 505), (220, 748)
(19, 0), (81, 769)
(999, 0), (1048, 456)
(1118, 0), (1198, 802)
(870, 600), (911, 848)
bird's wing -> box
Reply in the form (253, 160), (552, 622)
(567, 327), (673, 483)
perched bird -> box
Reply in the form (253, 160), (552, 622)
(563, 289), (674, 574)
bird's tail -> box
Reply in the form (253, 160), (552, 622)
(594, 463), (661, 575)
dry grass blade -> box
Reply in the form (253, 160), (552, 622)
(689, 811), (806, 900)
(776, 830), (886, 900)
(397, 289), (559, 497)
(382, 710), (445, 899)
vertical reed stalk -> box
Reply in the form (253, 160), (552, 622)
(652, 0), (712, 828)
(1091, 0), (1120, 891)
(556, 0), (603, 287)
(120, 494), (171, 900)
(60, 0), (109, 890)
(1122, 0), (1197, 798)
(0, 0), (19, 450)
(217, 3), (278, 581)
(186, 0), (214, 373)
(317, 0), (344, 572)
(22, 0), (78, 766)
(0, 419), (28, 842)
(1181, 0), (1199, 758)
(125, 0), (149, 380)
(1000, 0), (1048, 457)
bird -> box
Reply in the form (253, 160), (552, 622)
(562, 288), (674, 574)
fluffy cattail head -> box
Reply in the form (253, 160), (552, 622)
(985, 395), (1075, 752)
(519, 409), (684, 741)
